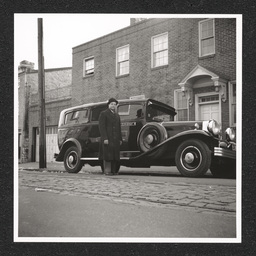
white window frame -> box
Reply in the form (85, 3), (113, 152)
(151, 32), (168, 68)
(195, 92), (221, 123)
(83, 56), (94, 76)
(174, 89), (189, 121)
(116, 44), (130, 76)
(229, 81), (236, 127)
(199, 19), (215, 57)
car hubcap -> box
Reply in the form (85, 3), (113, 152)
(67, 152), (77, 168)
(145, 134), (154, 144)
(180, 146), (202, 171)
(68, 155), (74, 164)
(143, 130), (160, 149)
(184, 152), (194, 163)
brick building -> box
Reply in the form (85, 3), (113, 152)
(72, 18), (236, 132)
(18, 61), (72, 162)
(18, 17), (237, 163)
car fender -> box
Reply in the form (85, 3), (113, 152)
(132, 129), (216, 160)
(56, 138), (82, 161)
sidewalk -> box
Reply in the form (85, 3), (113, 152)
(18, 161), (179, 175)
(19, 161), (66, 172)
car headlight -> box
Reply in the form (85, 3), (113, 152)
(207, 119), (221, 136)
(225, 127), (236, 142)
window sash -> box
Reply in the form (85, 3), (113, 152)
(201, 19), (214, 39)
(201, 38), (214, 56)
(229, 82), (236, 126)
(175, 90), (188, 121)
(152, 33), (168, 68)
(177, 109), (188, 121)
(231, 103), (236, 125)
(117, 45), (129, 76)
(118, 60), (129, 76)
(199, 19), (215, 56)
(153, 35), (168, 52)
(153, 50), (168, 67)
(117, 47), (129, 62)
(84, 58), (94, 75)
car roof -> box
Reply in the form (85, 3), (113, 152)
(61, 98), (175, 113)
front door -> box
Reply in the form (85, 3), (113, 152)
(197, 94), (221, 123)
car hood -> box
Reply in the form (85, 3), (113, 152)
(161, 121), (204, 137)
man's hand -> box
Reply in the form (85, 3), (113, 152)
(104, 140), (109, 145)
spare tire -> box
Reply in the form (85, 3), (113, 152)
(137, 123), (167, 152)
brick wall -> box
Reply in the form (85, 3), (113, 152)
(72, 18), (236, 133)
(72, 18), (235, 104)
(27, 68), (72, 94)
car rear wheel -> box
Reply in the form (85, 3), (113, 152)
(64, 146), (83, 173)
(175, 139), (211, 177)
(137, 123), (167, 152)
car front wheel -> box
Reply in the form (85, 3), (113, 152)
(64, 146), (83, 173)
(175, 139), (211, 177)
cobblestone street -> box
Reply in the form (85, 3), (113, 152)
(18, 167), (236, 217)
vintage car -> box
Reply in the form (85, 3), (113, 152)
(55, 98), (236, 178)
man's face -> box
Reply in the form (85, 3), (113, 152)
(108, 102), (117, 112)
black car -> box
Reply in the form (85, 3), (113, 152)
(55, 98), (236, 178)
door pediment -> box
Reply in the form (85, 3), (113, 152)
(178, 65), (227, 102)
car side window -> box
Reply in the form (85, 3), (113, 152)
(118, 104), (144, 121)
(64, 109), (89, 125)
(147, 105), (174, 122)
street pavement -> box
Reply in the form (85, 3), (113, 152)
(17, 162), (237, 239)
(18, 162), (236, 215)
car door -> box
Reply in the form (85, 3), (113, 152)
(87, 104), (108, 157)
(118, 103), (145, 154)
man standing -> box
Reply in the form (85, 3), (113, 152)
(99, 98), (122, 175)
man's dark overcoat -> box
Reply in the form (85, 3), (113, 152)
(98, 108), (122, 161)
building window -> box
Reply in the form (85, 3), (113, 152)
(229, 81), (236, 127)
(174, 90), (188, 121)
(83, 57), (94, 76)
(116, 45), (129, 76)
(152, 32), (168, 68)
(199, 19), (215, 57)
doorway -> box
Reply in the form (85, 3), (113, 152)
(196, 93), (221, 123)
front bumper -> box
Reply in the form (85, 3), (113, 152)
(214, 147), (236, 159)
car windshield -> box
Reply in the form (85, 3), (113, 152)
(147, 103), (175, 122)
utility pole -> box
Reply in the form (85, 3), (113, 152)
(38, 18), (46, 168)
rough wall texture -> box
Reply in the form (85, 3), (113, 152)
(72, 18), (236, 133)
(18, 67), (72, 162)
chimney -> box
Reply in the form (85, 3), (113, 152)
(18, 60), (35, 73)
(130, 18), (147, 25)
